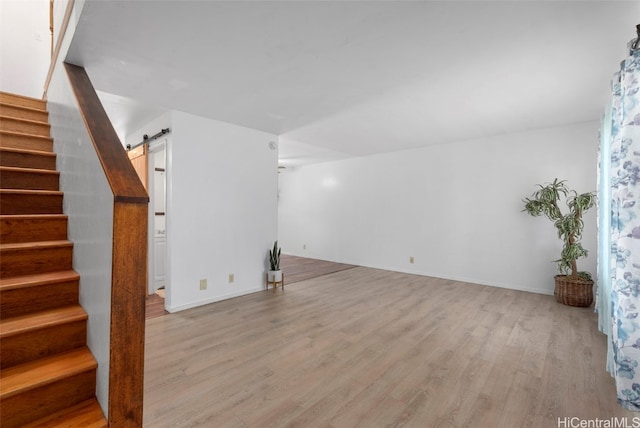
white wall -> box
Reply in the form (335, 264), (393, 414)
(278, 121), (599, 295)
(45, 0), (110, 414)
(48, 77), (113, 416)
(0, 0), (50, 98)
(128, 111), (279, 312)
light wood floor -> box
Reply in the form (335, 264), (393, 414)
(144, 267), (633, 427)
(145, 255), (356, 320)
(146, 293), (169, 320)
(279, 254), (357, 285)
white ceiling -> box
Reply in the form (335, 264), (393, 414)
(66, 1), (640, 167)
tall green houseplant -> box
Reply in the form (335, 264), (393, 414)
(267, 241), (283, 291)
(269, 240), (281, 271)
(522, 179), (596, 306)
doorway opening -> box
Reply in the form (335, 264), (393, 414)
(148, 139), (167, 303)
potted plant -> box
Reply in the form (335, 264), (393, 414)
(267, 240), (282, 283)
(522, 178), (596, 307)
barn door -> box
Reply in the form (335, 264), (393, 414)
(127, 144), (148, 189)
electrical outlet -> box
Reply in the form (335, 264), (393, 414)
(199, 279), (207, 290)
(228, 274), (234, 283)
(303, 244), (306, 250)
(410, 256), (414, 264)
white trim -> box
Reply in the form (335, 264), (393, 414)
(166, 286), (265, 313)
(351, 262), (555, 297)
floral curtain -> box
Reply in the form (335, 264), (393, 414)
(597, 42), (640, 411)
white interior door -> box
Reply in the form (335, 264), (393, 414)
(148, 140), (166, 295)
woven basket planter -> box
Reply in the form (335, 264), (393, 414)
(554, 275), (594, 307)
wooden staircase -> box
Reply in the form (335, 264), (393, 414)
(0, 92), (107, 427)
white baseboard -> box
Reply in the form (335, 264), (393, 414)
(353, 262), (555, 297)
(166, 286), (265, 313)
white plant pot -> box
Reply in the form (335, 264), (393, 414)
(268, 270), (283, 282)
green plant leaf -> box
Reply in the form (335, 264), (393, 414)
(523, 179), (596, 276)
(269, 240), (281, 270)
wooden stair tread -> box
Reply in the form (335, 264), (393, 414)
(0, 240), (73, 278)
(22, 398), (107, 428)
(0, 191), (65, 226)
(0, 131), (54, 153)
(0, 269), (78, 289)
(0, 165), (60, 191)
(0, 92), (47, 111)
(0, 240), (73, 251)
(0, 116), (51, 138)
(0, 104), (49, 123)
(0, 166), (59, 175)
(0, 147), (55, 157)
(0, 148), (57, 170)
(0, 347), (97, 398)
(0, 103), (48, 114)
(0, 270), (80, 320)
(0, 213), (67, 221)
(0, 305), (87, 338)
(0, 189), (62, 196)
(0, 115), (50, 127)
(0, 214), (69, 245)
(0, 130), (53, 142)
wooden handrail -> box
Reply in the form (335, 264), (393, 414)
(43, 0), (75, 100)
(64, 63), (148, 427)
(64, 64), (148, 203)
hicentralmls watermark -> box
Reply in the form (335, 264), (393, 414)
(558, 417), (640, 428)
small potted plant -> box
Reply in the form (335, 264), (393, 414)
(267, 240), (282, 283)
(522, 178), (596, 307)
